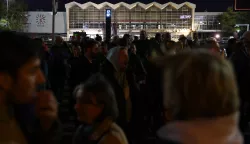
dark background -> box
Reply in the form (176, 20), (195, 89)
(23, 0), (234, 12)
(235, 0), (250, 10)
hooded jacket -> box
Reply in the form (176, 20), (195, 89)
(101, 47), (139, 131)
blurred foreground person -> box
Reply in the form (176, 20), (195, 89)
(73, 74), (128, 144)
(0, 31), (62, 144)
(156, 50), (243, 144)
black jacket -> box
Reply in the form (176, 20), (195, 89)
(231, 45), (250, 102)
(71, 56), (100, 88)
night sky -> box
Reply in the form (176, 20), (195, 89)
(24, 0), (234, 12)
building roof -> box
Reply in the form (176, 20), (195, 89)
(65, 1), (196, 10)
(195, 12), (223, 16)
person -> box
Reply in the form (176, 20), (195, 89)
(226, 38), (237, 58)
(101, 47), (139, 142)
(128, 43), (146, 83)
(49, 36), (70, 102)
(178, 35), (189, 50)
(134, 30), (151, 60)
(0, 31), (62, 144)
(33, 38), (50, 90)
(150, 33), (164, 57)
(231, 31), (250, 132)
(73, 74), (128, 144)
(71, 39), (100, 89)
(156, 50), (243, 144)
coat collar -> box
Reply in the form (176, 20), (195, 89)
(157, 112), (243, 144)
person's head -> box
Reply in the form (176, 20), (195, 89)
(140, 30), (147, 40)
(206, 39), (220, 53)
(0, 31), (46, 104)
(55, 36), (63, 45)
(166, 41), (177, 55)
(161, 50), (239, 121)
(107, 47), (129, 72)
(134, 36), (139, 41)
(112, 36), (120, 45)
(85, 39), (99, 59)
(155, 33), (162, 42)
(163, 32), (171, 41)
(123, 34), (130, 40)
(123, 34), (131, 45)
(101, 41), (108, 55)
(130, 43), (137, 54)
(242, 31), (250, 50)
(74, 73), (118, 124)
(119, 37), (129, 47)
(95, 34), (102, 42)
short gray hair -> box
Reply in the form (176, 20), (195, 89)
(162, 50), (239, 120)
(73, 73), (119, 121)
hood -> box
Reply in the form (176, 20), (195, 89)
(106, 47), (121, 72)
(157, 112), (243, 144)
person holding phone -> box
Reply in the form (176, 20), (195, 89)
(0, 31), (62, 144)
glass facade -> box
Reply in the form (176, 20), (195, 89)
(194, 13), (222, 31)
(68, 2), (194, 31)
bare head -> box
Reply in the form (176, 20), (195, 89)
(161, 50), (239, 121)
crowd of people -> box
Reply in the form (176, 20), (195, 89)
(0, 29), (250, 144)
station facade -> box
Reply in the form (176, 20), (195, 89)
(65, 2), (196, 39)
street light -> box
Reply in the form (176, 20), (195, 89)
(215, 34), (220, 39)
(52, 0), (58, 43)
(6, 0), (9, 27)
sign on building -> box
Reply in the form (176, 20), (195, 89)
(23, 12), (66, 33)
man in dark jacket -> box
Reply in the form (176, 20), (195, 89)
(231, 31), (250, 132)
(134, 30), (151, 60)
(0, 31), (62, 144)
(71, 39), (100, 88)
(49, 36), (70, 102)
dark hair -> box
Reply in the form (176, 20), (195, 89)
(123, 34), (130, 39)
(73, 73), (119, 121)
(0, 31), (40, 77)
(155, 33), (161, 38)
(95, 34), (102, 42)
(119, 38), (129, 47)
(86, 39), (98, 49)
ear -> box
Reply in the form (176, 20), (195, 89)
(0, 72), (13, 91)
(90, 96), (104, 109)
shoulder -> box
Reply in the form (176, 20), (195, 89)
(98, 123), (128, 144)
(156, 138), (181, 144)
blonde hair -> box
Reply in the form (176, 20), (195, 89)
(162, 50), (239, 120)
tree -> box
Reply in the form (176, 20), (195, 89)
(237, 12), (250, 25)
(0, 0), (28, 31)
(217, 7), (237, 34)
(0, 1), (4, 18)
(218, 7), (250, 35)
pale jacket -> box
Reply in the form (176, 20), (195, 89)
(157, 112), (243, 144)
